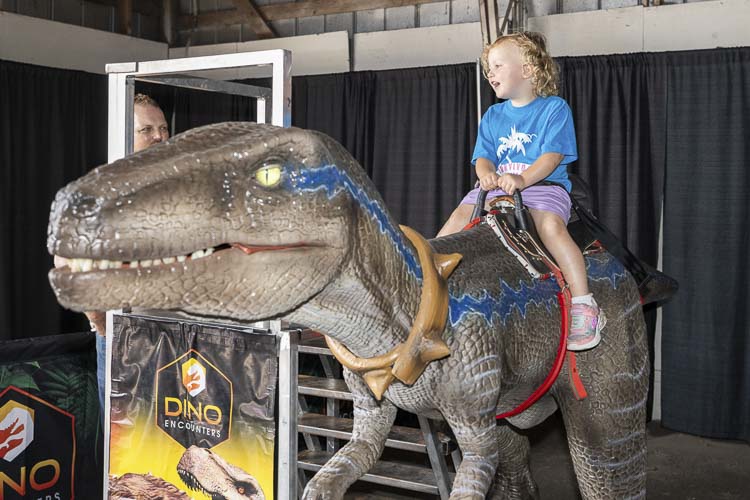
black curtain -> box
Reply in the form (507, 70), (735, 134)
(0, 60), (107, 339)
(556, 54), (669, 419)
(293, 64), (478, 235)
(556, 54), (667, 269)
(135, 81), (258, 133)
(660, 48), (750, 441)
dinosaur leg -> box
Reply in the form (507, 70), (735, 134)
(301, 368), (397, 500)
(555, 310), (650, 499)
(486, 424), (539, 500)
(443, 415), (501, 499)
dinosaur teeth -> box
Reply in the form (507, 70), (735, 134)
(61, 244), (226, 274)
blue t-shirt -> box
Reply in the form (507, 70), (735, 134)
(472, 96), (577, 192)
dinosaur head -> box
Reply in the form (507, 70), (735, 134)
(47, 122), (388, 321)
(177, 445), (264, 500)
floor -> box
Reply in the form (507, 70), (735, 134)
(342, 413), (750, 499)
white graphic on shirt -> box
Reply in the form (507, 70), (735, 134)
(497, 125), (536, 166)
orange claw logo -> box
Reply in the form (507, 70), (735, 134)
(180, 358), (208, 397)
(0, 417), (25, 459)
(183, 370), (201, 393)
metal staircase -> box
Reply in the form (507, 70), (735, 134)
(296, 331), (460, 498)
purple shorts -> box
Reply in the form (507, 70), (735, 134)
(460, 184), (572, 224)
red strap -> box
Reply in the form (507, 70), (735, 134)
(463, 213), (587, 419)
(567, 351), (588, 400)
(496, 287), (572, 420)
(463, 217), (482, 230)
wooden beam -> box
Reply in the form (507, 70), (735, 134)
(230, 0), (276, 39)
(178, 0), (447, 32)
(117, 0), (133, 35)
(478, 0), (500, 46)
(162, 0), (178, 46)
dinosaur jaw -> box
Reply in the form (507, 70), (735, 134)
(48, 242), (342, 321)
(177, 446), (264, 500)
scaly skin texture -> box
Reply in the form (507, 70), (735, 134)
(48, 123), (649, 499)
(109, 472), (190, 499)
(177, 445), (265, 499)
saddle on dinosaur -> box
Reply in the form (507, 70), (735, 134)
(48, 122), (667, 499)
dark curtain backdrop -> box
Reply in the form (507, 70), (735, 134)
(660, 48), (750, 441)
(0, 60), (107, 338)
(135, 82), (258, 132)
(293, 65), (478, 233)
(2, 48), (749, 440)
(556, 53), (669, 420)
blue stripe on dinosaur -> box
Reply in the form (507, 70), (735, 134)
(448, 253), (629, 327)
(449, 278), (561, 327)
(283, 164), (422, 280)
(586, 253), (629, 289)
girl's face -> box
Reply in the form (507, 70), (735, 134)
(485, 42), (533, 102)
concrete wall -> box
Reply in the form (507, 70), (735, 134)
(533, 0), (750, 57)
(0, 11), (167, 74)
(2, 1), (749, 75)
(174, 0), (750, 73)
(168, 31), (350, 78)
(353, 22), (482, 71)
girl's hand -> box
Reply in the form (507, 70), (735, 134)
(497, 173), (526, 195)
(479, 172), (500, 191)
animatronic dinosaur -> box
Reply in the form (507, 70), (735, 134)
(48, 123), (650, 499)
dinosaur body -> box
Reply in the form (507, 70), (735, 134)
(48, 123), (648, 499)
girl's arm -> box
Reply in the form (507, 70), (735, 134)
(476, 158), (500, 190)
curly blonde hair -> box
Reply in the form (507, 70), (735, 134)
(480, 32), (559, 97)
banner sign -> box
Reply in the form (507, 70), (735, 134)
(0, 332), (101, 500)
(108, 313), (278, 500)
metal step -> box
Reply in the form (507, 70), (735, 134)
(298, 374), (353, 400)
(299, 413), (454, 455)
(298, 450), (450, 495)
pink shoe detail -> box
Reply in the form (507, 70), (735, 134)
(568, 303), (606, 351)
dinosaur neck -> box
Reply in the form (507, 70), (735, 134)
(287, 205), (423, 358)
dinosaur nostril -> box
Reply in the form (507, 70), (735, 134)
(70, 193), (99, 218)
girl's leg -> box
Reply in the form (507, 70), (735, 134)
(528, 209), (589, 296)
(529, 209), (605, 351)
(436, 203), (475, 237)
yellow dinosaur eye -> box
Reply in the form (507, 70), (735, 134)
(255, 164), (282, 187)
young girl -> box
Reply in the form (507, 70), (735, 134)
(437, 32), (604, 351)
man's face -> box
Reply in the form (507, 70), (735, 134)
(133, 104), (169, 152)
